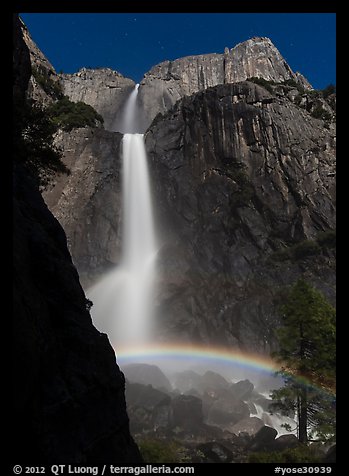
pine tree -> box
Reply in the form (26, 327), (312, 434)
(271, 279), (336, 442)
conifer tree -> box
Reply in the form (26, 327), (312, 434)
(271, 279), (336, 442)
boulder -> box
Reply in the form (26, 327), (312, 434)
(196, 441), (235, 463)
(229, 416), (264, 436)
(123, 363), (172, 392)
(200, 370), (230, 394)
(272, 434), (299, 451)
(172, 370), (202, 394)
(171, 395), (203, 429)
(125, 382), (171, 410)
(248, 425), (278, 451)
(125, 382), (171, 433)
(206, 394), (250, 427)
(230, 379), (254, 400)
(324, 444), (336, 463)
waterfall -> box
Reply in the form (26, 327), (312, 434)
(253, 404), (297, 436)
(119, 84), (140, 134)
(87, 84), (157, 348)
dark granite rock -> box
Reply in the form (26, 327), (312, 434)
(248, 425), (278, 451)
(196, 441), (235, 463)
(13, 15), (141, 464)
(13, 161), (142, 463)
(200, 371), (230, 393)
(172, 370), (203, 394)
(229, 416), (264, 436)
(13, 15), (31, 105)
(230, 379), (254, 400)
(125, 382), (171, 433)
(206, 393), (250, 427)
(272, 434), (299, 451)
(324, 444), (336, 463)
(123, 363), (172, 392)
(171, 395), (203, 429)
(171, 369), (229, 396)
(145, 82), (336, 351)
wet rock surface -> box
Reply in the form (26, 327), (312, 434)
(123, 367), (306, 462)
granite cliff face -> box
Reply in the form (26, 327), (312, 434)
(61, 68), (135, 131)
(44, 127), (124, 286)
(137, 37), (312, 129)
(21, 17), (62, 105)
(13, 15), (141, 463)
(37, 29), (335, 352)
(23, 31), (313, 134)
(144, 82), (335, 349)
(44, 82), (335, 351)
(21, 21), (135, 129)
(13, 16), (31, 105)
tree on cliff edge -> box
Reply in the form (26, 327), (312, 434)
(271, 279), (336, 443)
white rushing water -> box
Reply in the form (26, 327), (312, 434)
(119, 84), (140, 134)
(88, 85), (157, 347)
(253, 404), (297, 436)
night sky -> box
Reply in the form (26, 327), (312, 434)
(20, 13), (336, 89)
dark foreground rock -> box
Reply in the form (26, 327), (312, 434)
(13, 14), (141, 464)
(248, 425), (278, 452)
(13, 162), (142, 463)
(229, 416), (264, 436)
(324, 444), (336, 463)
(171, 395), (203, 429)
(125, 382), (171, 434)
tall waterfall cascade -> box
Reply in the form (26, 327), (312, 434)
(88, 84), (158, 348)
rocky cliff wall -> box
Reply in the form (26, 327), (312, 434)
(22, 28), (313, 134)
(21, 17), (62, 105)
(43, 81), (335, 352)
(43, 128), (124, 287)
(143, 82), (335, 350)
(13, 14), (141, 463)
(21, 19), (135, 129)
(14, 165), (141, 463)
(32, 22), (335, 353)
(61, 68), (135, 131)
(137, 37), (312, 129)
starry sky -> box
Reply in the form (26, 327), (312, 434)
(20, 13), (336, 89)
